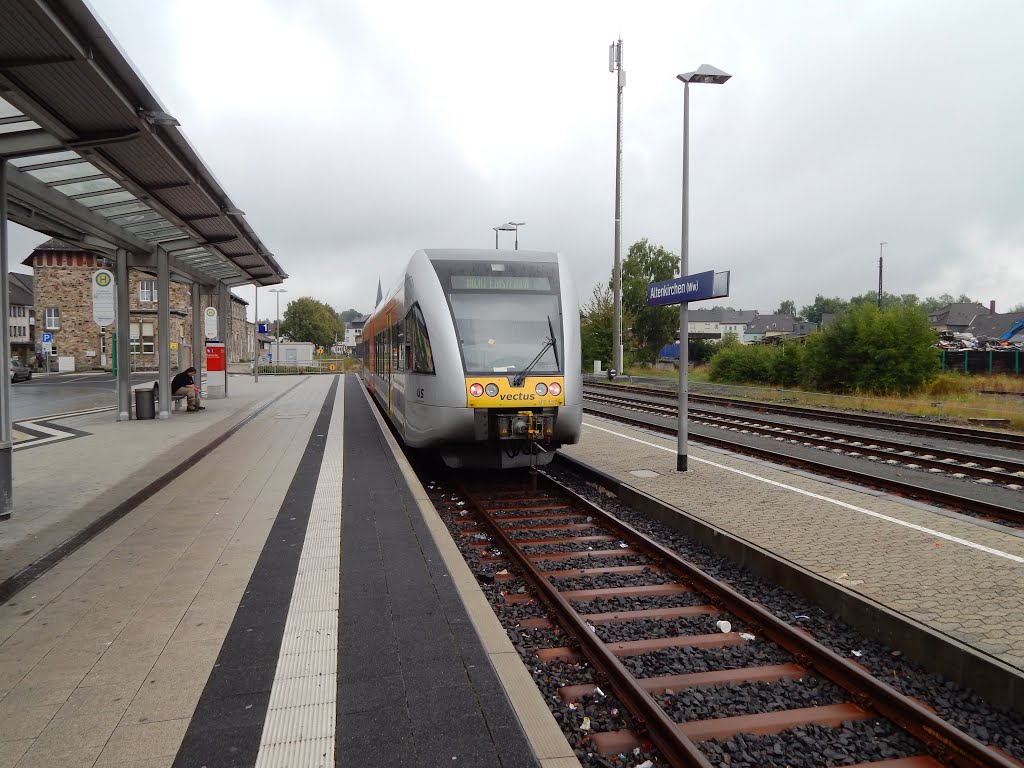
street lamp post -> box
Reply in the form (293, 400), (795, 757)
(493, 222), (516, 249)
(253, 284), (259, 383)
(610, 38), (625, 375)
(269, 288), (286, 372)
(878, 241), (887, 308)
(676, 64), (731, 472)
(509, 221), (526, 250)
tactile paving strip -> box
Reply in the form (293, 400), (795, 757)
(254, 382), (344, 764)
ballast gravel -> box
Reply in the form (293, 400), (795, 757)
(545, 462), (1024, 761)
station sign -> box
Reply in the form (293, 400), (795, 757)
(258, 323), (269, 334)
(646, 270), (730, 306)
(92, 269), (115, 326)
(204, 306), (218, 339)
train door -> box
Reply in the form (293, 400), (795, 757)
(386, 312), (393, 415)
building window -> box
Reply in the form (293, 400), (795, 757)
(139, 279), (157, 303)
(130, 322), (156, 354)
(45, 307), (60, 329)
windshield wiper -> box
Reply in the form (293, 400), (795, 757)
(513, 316), (558, 387)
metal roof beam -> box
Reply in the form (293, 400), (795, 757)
(0, 129), (65, 158)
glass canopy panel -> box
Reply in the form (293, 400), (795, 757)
(9, 150), (81, 168)
(27, 162), (99, 184)
(142, 230), (186, 242)
(0, 120), (40, 134)
(124, 219), (172, 233)
(79, 191), (137, 207)
(54, 178), (120, 196)
(107, 210), (163, 226)
(0, 98), (22, 119)
(95, 201), (151, 217)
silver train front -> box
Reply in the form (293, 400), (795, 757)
(361, 249), (582, 469)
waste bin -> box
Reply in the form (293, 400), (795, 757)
(134, 387), (156, 420)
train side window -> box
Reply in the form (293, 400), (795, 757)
(395, 320), (405, 371)
(407, 304), (434, 374)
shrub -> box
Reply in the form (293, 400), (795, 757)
(708, 343), (775, 384)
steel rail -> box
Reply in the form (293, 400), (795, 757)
(529, 472), (1018, 768)
(583, 402), (1024, 526)
(454, 480), (716, 768)
(584, 382), (1024, 450)
(585, 391), (1024, 485)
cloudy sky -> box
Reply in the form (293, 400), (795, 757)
(9, 0), (1024, 318)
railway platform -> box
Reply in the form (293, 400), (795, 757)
(0, 374), (574, 768)
(559, 414), (1024, 704)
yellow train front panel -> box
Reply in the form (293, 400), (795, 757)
(464, 376), (565, 408)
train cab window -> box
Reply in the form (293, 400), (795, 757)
(449, 293), (562, 374)
(407, 304), (434, 374)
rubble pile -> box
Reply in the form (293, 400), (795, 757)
(934, 332), (1024, 351)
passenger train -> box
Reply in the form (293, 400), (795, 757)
(358, 249), (582, 469)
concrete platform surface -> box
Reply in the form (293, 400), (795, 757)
(0, 374), (565, 768)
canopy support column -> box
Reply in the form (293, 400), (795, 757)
(191, 281), (202, 373)
(156, 248), (171, 418)
(116, 248), (131, 421)
(219, 282), (230, 397)
(1, 159), (13, 520)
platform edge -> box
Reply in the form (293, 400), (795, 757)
(358, 379), (580, 766)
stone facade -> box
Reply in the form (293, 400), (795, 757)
(25, 239), (252, 372)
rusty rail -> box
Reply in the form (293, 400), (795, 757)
(530, 471), (1017, 768)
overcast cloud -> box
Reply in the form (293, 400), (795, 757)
(9, 0), (1024, 318)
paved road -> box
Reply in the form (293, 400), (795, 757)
(9, 372), (156, 421)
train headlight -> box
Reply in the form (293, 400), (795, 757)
(485, 383), (499, 397)
(534, 383), (548, 396)
(548, 382), (561, 396)
(470, 383), (484, 397)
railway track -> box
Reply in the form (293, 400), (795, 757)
(584, 381), (1024, 451)
(582, 392), (1024, 528)
(445, 471), (1019, 767)
(584, 390), (1024, 490)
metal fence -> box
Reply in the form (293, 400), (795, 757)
(254, 358), (356, 375)
(940, 350), (1022, 376)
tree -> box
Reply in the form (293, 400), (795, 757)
(1010, 303), (1024, 313)
(800, 295), (849, 325)
(615, 238), (679, 364)
(580, 282), (614, 371)
(337, 308), (363, 323)
(803, 303), (939, 394)
(279, 297), (345, 349)
(776, 299), (801, 320)
(849, 291), (921, 311)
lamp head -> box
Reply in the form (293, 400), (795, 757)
(677, 64), (731, 85)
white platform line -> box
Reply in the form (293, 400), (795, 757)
(255, 381), (344, 766)
(583, 420), (1024, 565)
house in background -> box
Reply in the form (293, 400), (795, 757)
(342, 313), (369, 354)
(965, 311), (1024, 343)
(686, 308), (759, 342)
(743, 315), (817, 343)
(7, 272), (35, 365)
(927, 302), (991, 333)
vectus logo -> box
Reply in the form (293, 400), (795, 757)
(499, 393), (536, 401)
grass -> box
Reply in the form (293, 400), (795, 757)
(609, 367), (1024, 431)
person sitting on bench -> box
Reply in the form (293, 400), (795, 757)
(171, 367), (205, 412)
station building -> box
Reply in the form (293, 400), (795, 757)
(6, 271), (35, 365)
(24, 238), (252, 372)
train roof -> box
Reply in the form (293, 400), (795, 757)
(422, 249), (559, 263)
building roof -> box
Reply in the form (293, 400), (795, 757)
(347, 313), (369, 328)
(688, 308), (721, 322)
(7, 273), (34, 306)
(0, 0), (286, 287)
(928, 303), (989, 327)
(966, 312), (1024, 340)
(745, 314), (795, 334)
(720, 310), (758, 324)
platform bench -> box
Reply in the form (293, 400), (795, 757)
(172, 393), (188, 411)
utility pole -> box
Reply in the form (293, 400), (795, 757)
(610, 38), (625, 374)
(878, 241), (887, 309)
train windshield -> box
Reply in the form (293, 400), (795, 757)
(448, 293), (563, 374)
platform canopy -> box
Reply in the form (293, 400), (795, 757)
(0, 0), (286, 287)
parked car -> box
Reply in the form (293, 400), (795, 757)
(10, 359), (32, 383)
